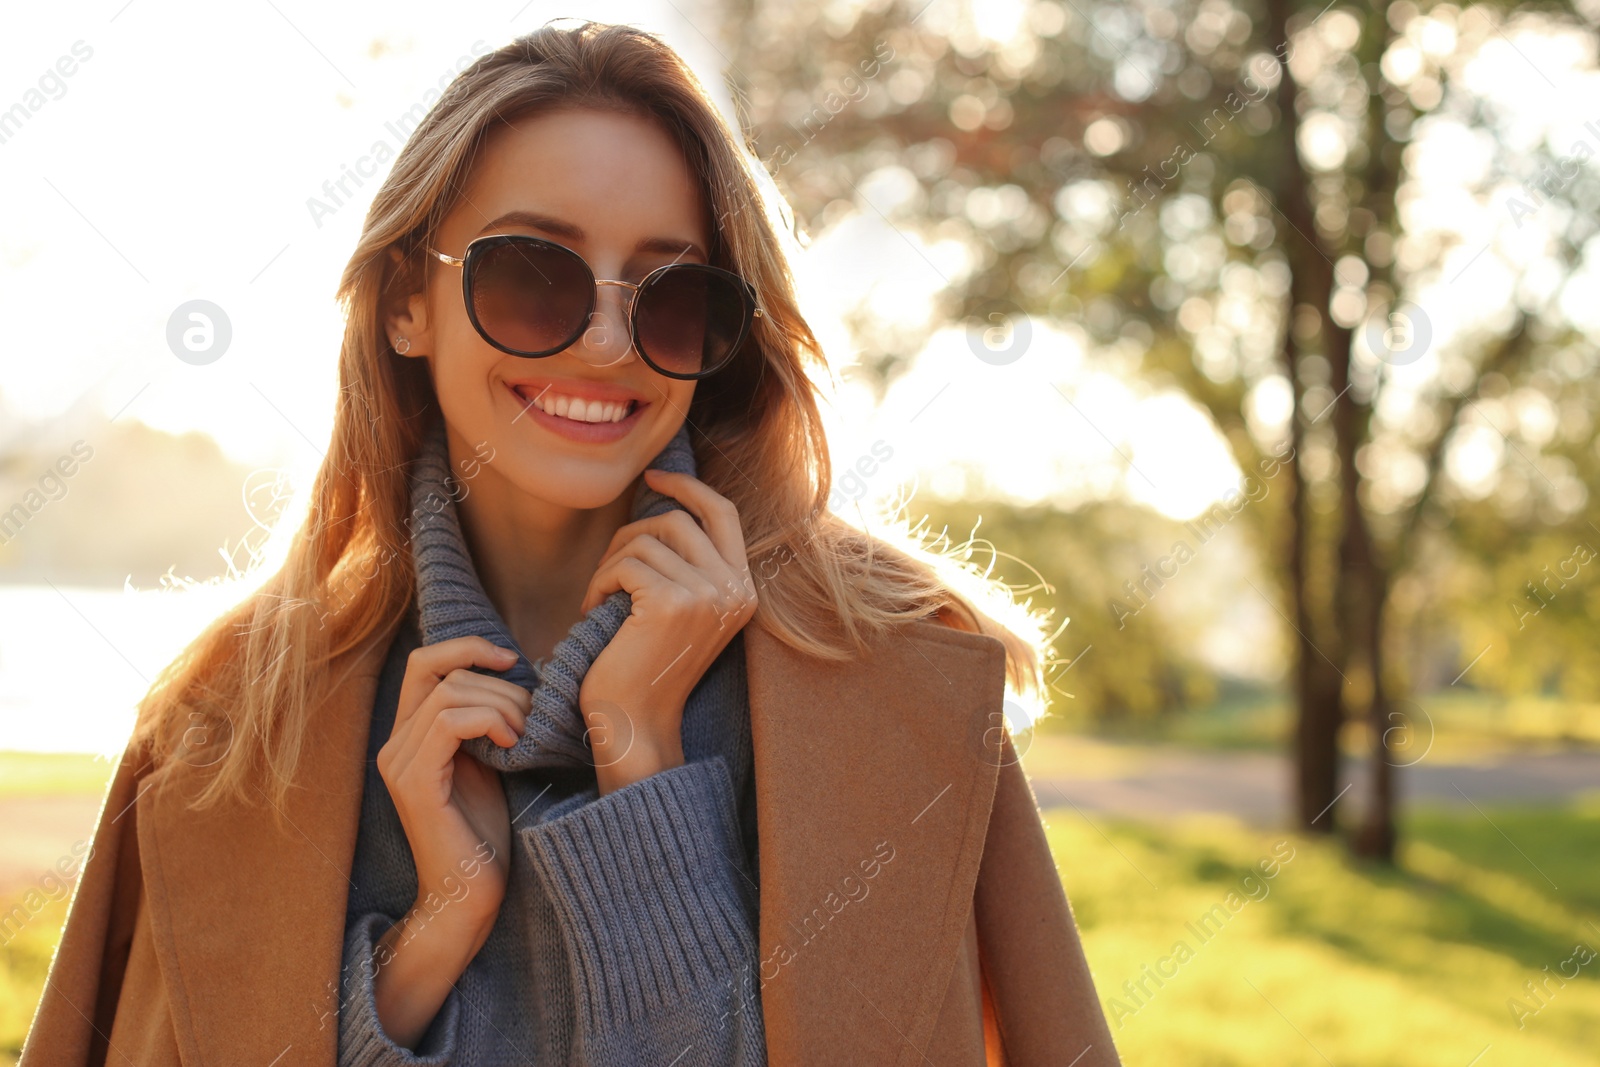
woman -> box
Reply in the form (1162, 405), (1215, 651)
(23, 20), (1118, 1067)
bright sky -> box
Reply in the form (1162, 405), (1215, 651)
(3, 0), (1595, 526)
(3, 2), (1595, 754)
(0, 0), (1259, 528)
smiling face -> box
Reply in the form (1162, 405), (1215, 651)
(388, 105), (708, 511)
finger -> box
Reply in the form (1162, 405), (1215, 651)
(391, 675), (528, 765)
(581, 555), (671, 613)
(598, 510), (723, 573)
(438, 670), (530, 735)
(592, 534), (723, 610)
(390, 675), (528, 767)
(600, 512), (757, 610)
(396, 637), (518, 734)
(382, 706), (518, 792)
(639, 470), (749, 570)
(429, 706), (520, 753)
(405, 707), (521, 783)
(438, 668), (533, 714)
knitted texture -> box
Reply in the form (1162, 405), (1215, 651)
(336, 416), (766, 1066)
(408, 415), (696, 770)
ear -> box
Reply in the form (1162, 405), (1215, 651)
(384, 245), (434, 359)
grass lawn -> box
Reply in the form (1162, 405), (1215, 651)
(2, 755), (1596, 1064)
(1072, 690), (1600, 758)
(0, 894), (68, 1063)
(0, 751), (116, 798)
(1055, 798), (1600, 1065)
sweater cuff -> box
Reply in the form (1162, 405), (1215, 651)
(521, 755), (760, 1032)
(337, 911), (460, 1067)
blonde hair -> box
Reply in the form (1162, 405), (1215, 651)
(131, 20), (1053, 811)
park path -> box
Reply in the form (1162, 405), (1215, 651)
(3, 745), (1596, 896)
(0, 794), (103, 900)
(1029, 740), (1600, 827)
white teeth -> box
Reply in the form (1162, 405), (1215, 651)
(527, 390), (633, 423)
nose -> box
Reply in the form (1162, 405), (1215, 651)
(573, 280), (639, 369)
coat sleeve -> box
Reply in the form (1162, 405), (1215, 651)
(972, 732), (1121, 1066)
(19, 737), (157, 1067)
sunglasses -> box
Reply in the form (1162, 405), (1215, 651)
(424, 233), (764, 380)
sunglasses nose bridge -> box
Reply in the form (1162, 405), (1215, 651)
(577, 278), (640, 367)
(594, 278), (639, 315)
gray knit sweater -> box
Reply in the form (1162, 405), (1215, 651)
(336, 418), (767, 1065)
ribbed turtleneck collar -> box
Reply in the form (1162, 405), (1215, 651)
(407, 414), (697, 771)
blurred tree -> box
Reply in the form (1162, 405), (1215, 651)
(724, 0), (1600, 859)
(0, 421), (261, 587)
(916, 498), (1225, 718)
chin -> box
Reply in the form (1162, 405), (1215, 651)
(507, 457), (640, 512)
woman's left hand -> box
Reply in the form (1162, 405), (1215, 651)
(577, 468), (758, 794)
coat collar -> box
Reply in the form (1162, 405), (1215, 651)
(134, 611), (1007, 1065)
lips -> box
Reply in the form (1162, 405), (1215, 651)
(520, 389), (635, 424)
(505, 378), (650, 443)
(505, 375), (643, 409)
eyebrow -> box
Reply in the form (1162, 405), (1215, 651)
(473, 210), (707, 261)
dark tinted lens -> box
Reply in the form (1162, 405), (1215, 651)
(634, 266), (749, 377)
(470, 239), (590, 354)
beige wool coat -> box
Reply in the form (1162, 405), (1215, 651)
(21, 611), (1120, 1065)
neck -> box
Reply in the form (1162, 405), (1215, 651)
(448, 433), (638, 663)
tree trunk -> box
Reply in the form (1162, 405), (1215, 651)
(1334, 347), (1397, 860)
(1287, 343), (1346, 833)
(1268, 0), (1347, 832)
(1345, 2), (1405, 863)
(1351, 565), (1397, 859)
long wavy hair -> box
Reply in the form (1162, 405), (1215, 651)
(131, 20), (1053, 811)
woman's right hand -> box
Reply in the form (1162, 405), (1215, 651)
(370, 636), (529, 1048)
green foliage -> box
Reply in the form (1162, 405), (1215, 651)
(916, 496), (1224, 718)
(1052, 800), (1600, 1065)
(728, 0), (1600, 713)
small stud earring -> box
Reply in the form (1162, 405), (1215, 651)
(393, 335), (411, 354)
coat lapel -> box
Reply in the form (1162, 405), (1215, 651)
(135, 618), (402, 1064)
(135, 612), (1007, 1065)
(744, 618), (1008, 1067)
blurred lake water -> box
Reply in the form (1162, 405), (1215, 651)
(0, 582), (244, 756)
